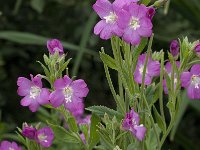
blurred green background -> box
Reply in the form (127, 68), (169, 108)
(0, 0), (200, 149)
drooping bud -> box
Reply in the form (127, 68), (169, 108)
(147, 7), (156, 20)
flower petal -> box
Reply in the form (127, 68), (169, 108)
(190, 64), (200, 75)
(17, 77), (32, 96)
(147, 60), (160, 77)
(94, 20), (106, 35)
(20, 96), (32, 106)
(132, 125), (146, 141)
(71, 79), (89, 98)
(37, 88), (50, 105)
(187, 85), (200, 100)
(29, 100), (40, 112)
(49, 90), (64, 108)
(180, 72), (191, 88)
(93, 0), (112, 19)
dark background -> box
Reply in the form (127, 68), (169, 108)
(0, 0), (200, 149)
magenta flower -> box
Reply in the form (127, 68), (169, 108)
(22, 123), (37, 140)
(163, 61), (180, 94)
(118, 3), (153, 45)
(17, 74), (50, 112)
(50, 75), (89, 113)
(170, 40), (179, 57)
(146, 7), (156, 20)
(122, 109), (146, 141)
(77, 115), (91, 126)
(47, 39), (64, 55)
(36, 127), (54, 148)
(93, 0), (123, 39)
(0, 141), (22, 150)
(134, 54), (160, 85)
(194, 43), (200, 54)
(181, 64), (200, 99)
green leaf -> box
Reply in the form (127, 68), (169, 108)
(47, 122), (80, 144)
(141, 0), (151, 5)
(0, 31), (97, 56)
(89, 114), (101, 149)
(30, 0), (45, 13)
(170, 91), (189, 141)
(127, 142), (140, 150)
(145, 125), (161, 150)
(153, 106), (166, 133)
(100, 52), (117, 70)
(86, 106), (124, 120)
(67, 116), (79, 133)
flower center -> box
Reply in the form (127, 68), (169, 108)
(38, 133), (48, 143)
(191, 75), (200, 89)
(132, 118), (137, 125)
(104, 12), (117, 24)
(139, 65), (148, 74)
(29, 86), (41, 99)
(130, 17), (140, 30)
(63, 86), (73, 103)
(9, 148), (14, 150)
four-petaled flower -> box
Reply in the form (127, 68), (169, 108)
(163, 61), (180, 94)
(118, 3), (153, 45)
(0, 141), (22, 150)
(122, 109), (146, 141)
(93, 0), (123, 39)
(47, 39), (64, 55)
(17, 74), (50, 112)
(50, 75), (89, 114)
(36, 127), (54, 148)
(134, 54), (160, 85)
(181, 64), (200, 99)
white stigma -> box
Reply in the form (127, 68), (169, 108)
(38, 133), (48, 142)
(104, 12), (117, 24)
(191, 75), (200, 89)
(63, 86), (73, 103)
(29, 86), (41, 99)
(130, 17), (140, 30)
(9, 148), (14, 150)
(139, 65), (148, 74)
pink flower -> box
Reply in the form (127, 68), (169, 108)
(181, 64), (200, 99)
(122, 109), (146, 141)
(50, 75), (89, 114)
(47, 39), (64, 55)
(118, 3), (153, 45)
(93, 0), (123, 39)
(22, 123), (37, 140)
(0, 141), (22, 150)
(17, 74), (50, 112)
(134, 54), (160, 85)
(36, 127), (54, 148)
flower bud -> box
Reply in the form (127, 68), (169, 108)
(170, 40), (179, 58)
(22, 123), (37, 140)
(47, 39), (64, 55)
(194, 43), (200, 54)
(147, 7), (156, 20)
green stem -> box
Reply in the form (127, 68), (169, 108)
(72, 12), (97, 76)
(159, 51), (165, 123)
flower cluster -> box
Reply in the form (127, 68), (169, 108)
(93, 0), (155, 45)
(22, 123), (54, 148)
(0, 141), (22, 150)
(17, 40), (89, 116)
(122, 109), (146, 141)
